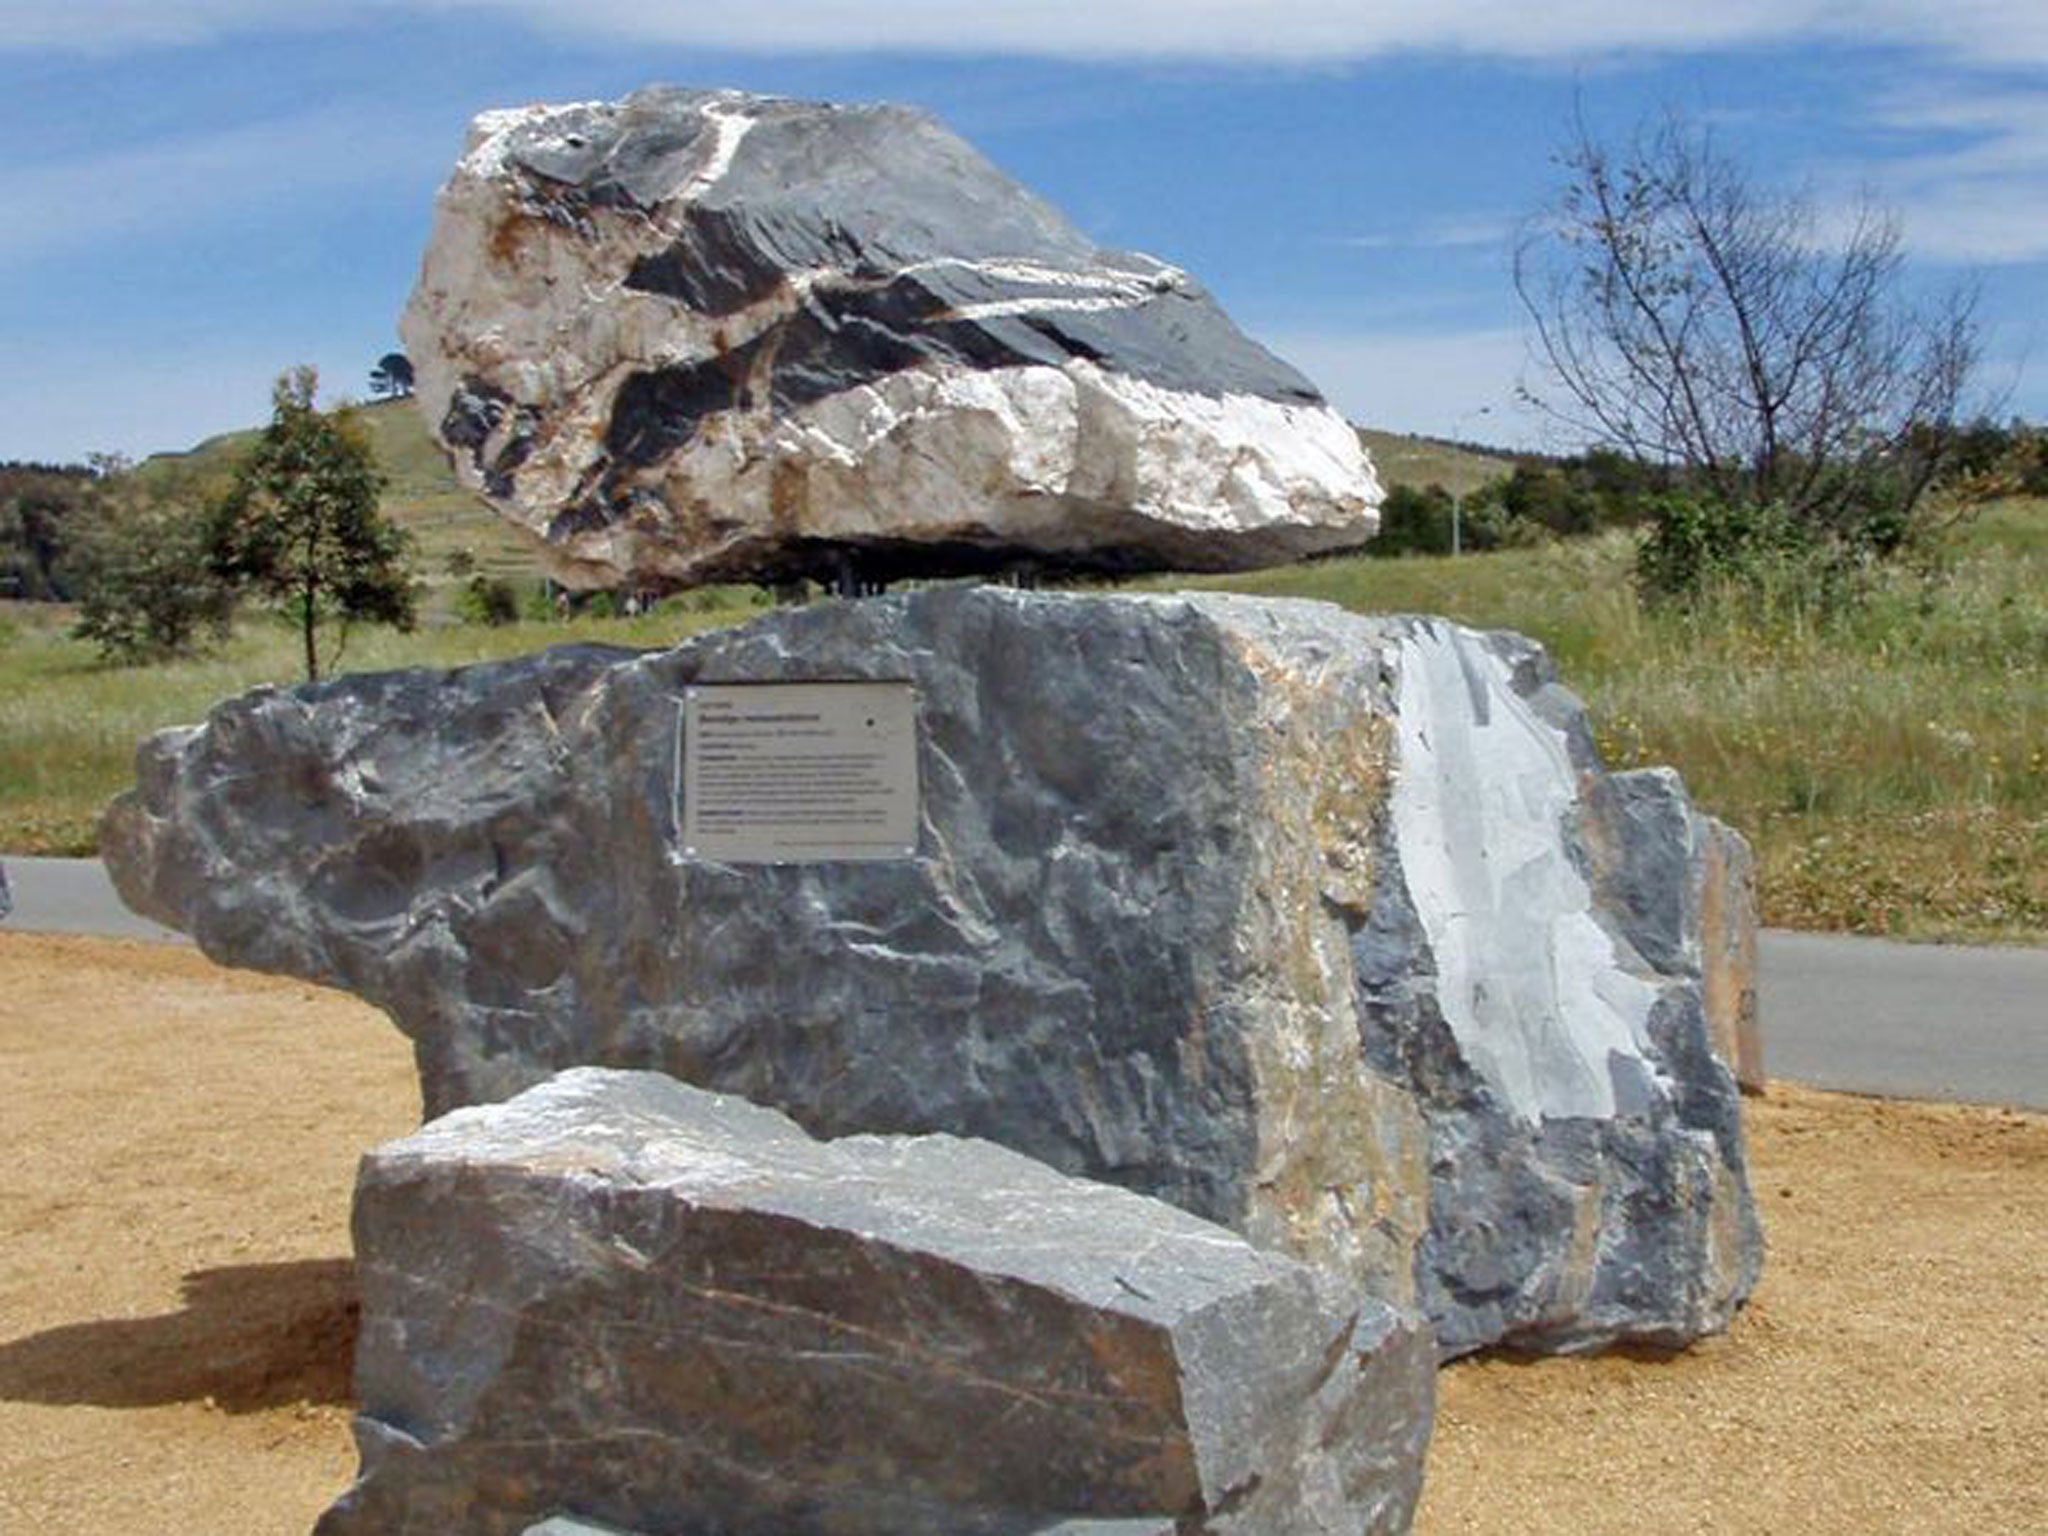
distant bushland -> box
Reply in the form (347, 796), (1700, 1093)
(0, 461), (95, 602)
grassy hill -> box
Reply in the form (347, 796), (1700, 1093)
(1354, 427), (1519, 498)
(147, 407), (1520, 571)
(143, 397), (543, 588)
(127, 406), (1524, 607)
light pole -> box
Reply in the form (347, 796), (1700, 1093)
(1449, 405), (1493, 557)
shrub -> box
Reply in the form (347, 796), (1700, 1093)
(523, 582), (565, 623)
(1371, 483), (1511, 557)
(1632, 491), (1885, 610)
(1372, 484), (1452, 556)
(458, 574), (521, 626)
(0, 462), (94, 602)
(62, 475), (237, 663)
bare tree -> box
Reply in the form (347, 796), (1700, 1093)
(1515, 109), (1979, 551)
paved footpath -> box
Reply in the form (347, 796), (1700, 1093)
(2, 854), (190, 943)
(4, 856), (2043, 1111)
(1757, 929), (2047, 1112)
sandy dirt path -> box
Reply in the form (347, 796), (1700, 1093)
(2, 932), (2042, 1533)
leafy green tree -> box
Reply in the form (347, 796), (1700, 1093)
(63, 460), (236, 662)
(0, 462), (94, 601)
(210, 367), (417, 681)
(1369, 482), (1513, 557)
(2015, 431), (2048, 497)
(369, 351), (415, 399)
(1371, 483), (1456, 556)
(1933, 416), (2048, 499)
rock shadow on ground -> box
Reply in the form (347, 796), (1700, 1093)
(0, 1257), (357, 1412)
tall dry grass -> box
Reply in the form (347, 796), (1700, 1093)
(1169, 502), (2048, 941)
(4, 501), (2043, 940)
(1581, 512), (2047, 939)
(0, 601), (754, 856)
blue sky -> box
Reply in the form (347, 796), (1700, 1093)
(2, 2), (2044, 463)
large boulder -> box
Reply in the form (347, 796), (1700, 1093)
(523, 1519), (1185, 1536)
(104, 588), (1762, 1357)
(322, 1067), (1434, 1536)
(401, 87), (1380, 590)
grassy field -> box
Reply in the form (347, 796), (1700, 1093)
(4, 438), (2041, 941)
(0, 599), (763, 856)
(1158, 500), (2048, 943)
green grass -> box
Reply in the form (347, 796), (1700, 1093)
(1152, 499), (2048, 944)
(0, 597), (764, 856)
(1583, 505), (2048, 943)
(6, 491), (2043, 945)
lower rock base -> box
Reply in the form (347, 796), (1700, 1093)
(321, 1069), (1435, 1536)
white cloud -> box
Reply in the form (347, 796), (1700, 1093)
(1858, 87), (2048, 265)
(3, 0), (2047, 67)
(1892, 186), (2048, 266)
(0, 0), (337, 51)
(0, 102), (441, 267)
(1335, 217), (1514, 253)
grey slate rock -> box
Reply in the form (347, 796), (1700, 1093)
(319, 1067), (1434, 1536)
(402, 88), (1381, 589)
(103, 587), (1762, 1357)
(524, 1518), (1184, 1536)
(1349, 632), (1765, 1356)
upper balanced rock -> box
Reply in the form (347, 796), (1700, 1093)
(104, 587), (1762, 1359)
(401, 87), (1381, 589)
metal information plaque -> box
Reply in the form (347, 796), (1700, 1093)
(678, 682), (920, 863)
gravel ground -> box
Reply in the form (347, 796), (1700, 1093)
(2, 933), (2042, 1533)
